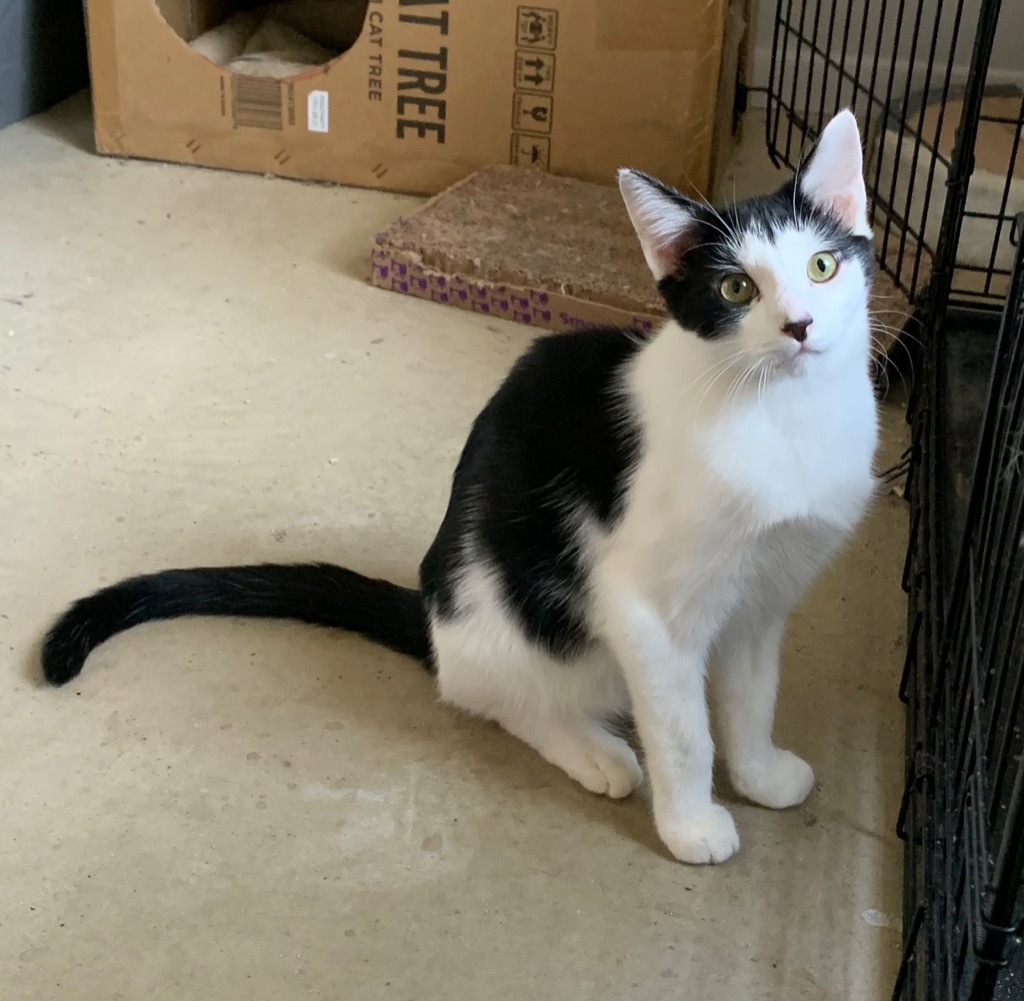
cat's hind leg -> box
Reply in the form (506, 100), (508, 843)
(498, 710), (642, 799)
(429, 603), (642, 799)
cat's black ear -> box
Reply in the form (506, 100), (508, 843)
(799, 110), (871, 237)
(618, 169), (699, 281)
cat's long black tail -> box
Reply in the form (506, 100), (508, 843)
(41, 563), (430, 687)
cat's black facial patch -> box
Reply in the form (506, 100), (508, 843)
(656, 215), (752, 339)
(656, 182), (873, 339)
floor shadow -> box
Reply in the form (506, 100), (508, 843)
(325, 193), (423, 282)
(25, 89), (95, 153)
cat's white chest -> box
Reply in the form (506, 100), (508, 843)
(699, 373), (877, 529)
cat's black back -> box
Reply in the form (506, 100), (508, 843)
(421, 326), (646, 660)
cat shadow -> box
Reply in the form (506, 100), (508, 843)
(285, 630), (672, 860)
(20, 636), (54, 691)
(23, 616), (783, 866)
(20, 540), (700, 861)
(451, 715), (670, 859)
(20, 606), (744, 863)
(21, 624), (671, 864)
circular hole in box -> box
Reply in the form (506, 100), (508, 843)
(155, 0), (369, 79)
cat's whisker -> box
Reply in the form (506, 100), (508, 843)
(722, 358), (762, 410)
(691, 186), (733, 236)
(870, 330), (917, 388)
(873, 328), (924, 355)
(868, 310), (919, 331)
(792, 155), (802, 221)
(694, 356), (750, 416)
(683, 348), (751, 397)
(690, 214), (735, 246)
(716, 372), (744, 412)
(693, 348), (767, 416)
(758, 359), (777, 407)
(868, 309), (915, 325)
(756, 362), (767, 406)
(674, 164), (736, 244)
(872, 356), (895, 398)
(685, 360), (737, 406)
(620, 328), (644, 349)
(886, 346), (916, 389)
(869, 317), (919, 339)
(739, 361), (764, 404)
(868, 321), (920, 350)
(868, 290), (915, 305)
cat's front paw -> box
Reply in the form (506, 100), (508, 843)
(657, 804), (739, 865)
(731, 749), (815, 809)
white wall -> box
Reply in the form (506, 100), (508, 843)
(750, 0), (1023, 107)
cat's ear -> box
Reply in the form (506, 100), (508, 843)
(799, 109), (871, 236)
(618, 169), (699, 280)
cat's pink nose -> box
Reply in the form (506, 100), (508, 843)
(781, 317), (812, 343)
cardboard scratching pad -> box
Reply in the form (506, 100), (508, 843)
(371, 164), (906, 359)
(371, 166), (664, 334)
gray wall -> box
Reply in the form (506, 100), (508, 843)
(0, 0), (89, 130)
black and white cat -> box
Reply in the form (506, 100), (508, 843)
(42, 111), (878, 865)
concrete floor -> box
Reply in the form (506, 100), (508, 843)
(1, 95), (909, 1000)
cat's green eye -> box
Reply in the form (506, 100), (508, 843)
(719, 273), (757, 304)
(808, 251), (839, 283)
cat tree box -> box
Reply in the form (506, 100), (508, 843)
(83, 0), (747, 196)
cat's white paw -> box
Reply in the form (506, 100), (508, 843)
(732, 749), (815, 809)
(657, 804), (740, 865)
(544, 729), (644, 799)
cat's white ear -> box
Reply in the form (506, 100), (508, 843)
(799, 110), (871, 236)
(618, 169), (698, 280)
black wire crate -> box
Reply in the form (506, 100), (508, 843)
(897, 220), (1024, 1001)
(767, 1), (1024, 997)
(766, 0), (1022, 311)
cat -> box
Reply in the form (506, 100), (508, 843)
(41, 110), (879, 866)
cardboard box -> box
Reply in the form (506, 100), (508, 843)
(85, 0), (739, 196)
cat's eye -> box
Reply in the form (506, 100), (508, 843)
(808, 251), (839, 283)
(719, 273), (757, 304)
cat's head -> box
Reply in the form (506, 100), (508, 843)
(619, 110), (873, 373)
